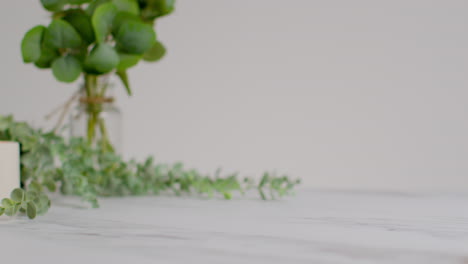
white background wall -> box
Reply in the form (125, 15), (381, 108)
(1, 0), (468, 192)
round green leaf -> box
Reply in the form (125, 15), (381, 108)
(36, 194), (51, 215)
(1, 198), (15, 208)
(116, 20), (156, 54)
(26, 202), (37, 220)
(86, 0), (111, 16)
(140, 0), (175, 20)
(112, 0), (139, 15)
(44, 180), (57, 192)
(143, 41), (166, 62)
(40, 0), (64, 12)
(44, 19), (83, 49)
(85, 43), (120, 73)
(117, 53), (141, 71)
(112, 11), (140, 35)
(67, 0), (92, 4)
(34, 47), (60, 69)
(28, 181), (43, 193)
(21, 26), (46, 63)
(10, 189), (25, 202)
(156, 0), (175, 16)
(25, 190), (39, 202)
(52, 55), (82, 83)
(92, 2), (118, 43)
(64, 11), (95, 44)
(4, 204), (20, 217)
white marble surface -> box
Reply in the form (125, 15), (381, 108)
(1, 191), (468, 264)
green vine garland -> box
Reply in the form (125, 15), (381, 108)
(0, 115), (300, 219)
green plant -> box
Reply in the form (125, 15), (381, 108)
(21, 0), (175, 151)
(12, 1), (300, 220)
(0, 115), (300, 219)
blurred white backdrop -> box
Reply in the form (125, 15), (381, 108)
(1, 0), (468, 191)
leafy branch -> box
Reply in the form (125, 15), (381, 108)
(0, 115), (300, 219)
(21, 0), (176, 150)
(0, 188), (50, 219)
(23, 0), (173, 90)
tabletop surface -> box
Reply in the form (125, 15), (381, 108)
(1, 190), (468, 264)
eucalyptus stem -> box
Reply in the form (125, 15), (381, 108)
(83, 74), (115, 152)
(87, 112), (97, 144)
(98, 117), (114, 153)
(84, 74), (95, 98)
(85, 74), (96, 146)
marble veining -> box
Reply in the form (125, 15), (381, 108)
(1, 191), (468, 264)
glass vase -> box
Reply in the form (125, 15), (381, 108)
(69, 76), (123, 153)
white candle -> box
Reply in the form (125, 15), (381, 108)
(0, 142), (20, 199)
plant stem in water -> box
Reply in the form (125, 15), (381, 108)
(83, 74), (115, 152)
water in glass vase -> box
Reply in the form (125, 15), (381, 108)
(70, 75), (123, 154)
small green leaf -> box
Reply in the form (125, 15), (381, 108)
(111, 11), (139, 35)
(1, 198), (15, 208)
(140, 0), (175, 20)
(112, 0), (139, 15)
(28, 182), (43, 193)
(25, 190), (39, 202)
(66, 0), (92, 4)
(44, 19), (83, 49)
(35, 194), (51, 215)
(116, 20), (156, 54)
(143, 41), (166, 62)
(44, 180), (57, 192)
(21, 26), (46, 63)
(26, 202), (37, 219)
(63, 11), (95, 44)
(34, 47), (60, 69)
(117, 53), (141, 71)
(52, 55), (82, 83)
(92, 2), (118, 43)
(85, 43), (120, 73)
(223, 192), (232, 200)
(86, 0), (111, 15)
(10, 189), (25, 202)
(0, 207), (4, 216)
(40, 0), (64, 11)
(4, 204), (20, 216)
(116, 70), (132, 95)
(20, 201), (28, 210)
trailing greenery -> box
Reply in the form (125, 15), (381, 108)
(0, 115), (300, 219)
(21, 0), (176, 149)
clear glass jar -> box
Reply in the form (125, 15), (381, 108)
(69, 77), (123, 154)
